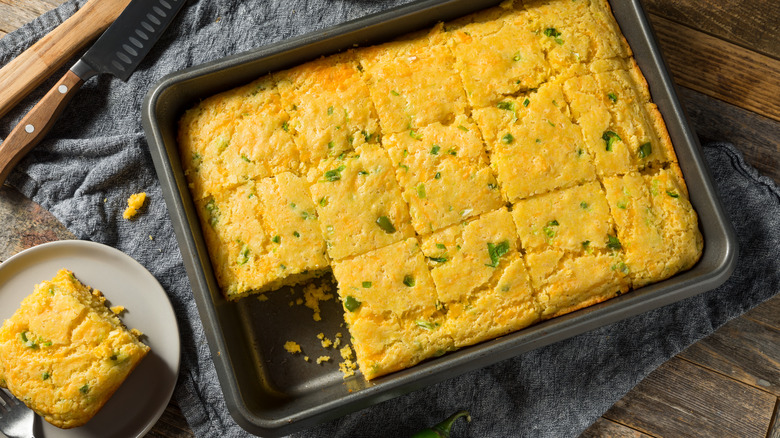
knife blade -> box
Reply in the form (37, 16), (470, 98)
(0, 0), (187, 185)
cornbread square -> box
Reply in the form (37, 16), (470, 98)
(196, 179), (328, 301)
(358, 28), (468, 134)
(0, 269), (149, 429)
(603, 166), (702, 287)
(308, 144), (415, 261)
(332, 238), (451, 380)
(525, 249), (629, 319)
(276, 53), (381, 167)
(477, 80), (597, 201)
(523, 0), (630, 75)
(511, 181), (615, 253)
(255, 172), (331, 277)
(446, 6), (550, 108)
(563, 73), (633, 177)
(384, 115), (504, 234)
(593, 66), (676, 168)
(420, 208), (540, 347)
(178, 76), (300, 198)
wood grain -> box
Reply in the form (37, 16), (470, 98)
(644, 0), (780, 60)
(580, 418), (653, 438)
(0, 185), (73, 261)
(676, 86), (780, 183)
(648, 13), (780, 123)
(603, 357), (777, 438)
(744, 294), (780, 330)
(679, 316), (780, 396)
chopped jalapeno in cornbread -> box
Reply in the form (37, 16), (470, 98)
(178, 0), (702, 381)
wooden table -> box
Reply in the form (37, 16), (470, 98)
(2, 1), (779, 436)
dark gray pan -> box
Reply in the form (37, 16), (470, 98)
(141, 0), (738, 435)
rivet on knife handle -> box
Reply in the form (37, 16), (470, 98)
(0, 71), (84, 185)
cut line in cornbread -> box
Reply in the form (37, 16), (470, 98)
(0, 269), (149, 429)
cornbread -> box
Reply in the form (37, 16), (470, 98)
(0, 269), (149, 428)
(178, 0), (703, 379)
(122, 192), (146, 219)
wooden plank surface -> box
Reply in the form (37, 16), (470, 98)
(603, 357), (777, 438)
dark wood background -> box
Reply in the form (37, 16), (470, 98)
(1, 0), (778, 436)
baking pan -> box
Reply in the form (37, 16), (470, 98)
(141, 0), (738, 435)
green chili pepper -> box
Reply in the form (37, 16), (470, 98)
(411, 410), (471, 437)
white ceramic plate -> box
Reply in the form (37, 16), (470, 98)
(0, 240), (180, 438)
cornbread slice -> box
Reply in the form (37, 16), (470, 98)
(178, 76), (300, 198)
(332, 238), (451, 380)
(525, 249), (629, 319)
(523, 0), (631, 75)
(511, 181), (615, 253)
(446, 5), (550, 108)
(477, 79), (597, 202)
(384, 115), (504, 234)
(196, 177), (328, 301)
(603, 165), (702, 287)
(308, 143), (415, 261)
(563, 73), (633, 177)
(276, 52), (381, 167)
(0, 269), (149, 429)
(175, 0), (705, 381)
(420, 208), (540, 347)
(358, 27), (468, 134)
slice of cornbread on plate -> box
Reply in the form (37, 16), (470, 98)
(308, 143), (415, 261)
(384, 115), (504, 234)
(420, 208), (540, 348)
(477, 79), (597, 202)
(445, 4), (550, 108)
(195, 176), (329, 301)
(358, 27), (468, 135)
(0, 269), (149, 429)
(276, 52), (382, 167)
(332, 238), (451, 380)
(603, 165), (702, 288)
(178, 76), (301, 198)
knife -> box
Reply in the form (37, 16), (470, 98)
(0, 0), (187, 185)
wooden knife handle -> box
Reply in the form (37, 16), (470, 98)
(0, 0), (131, 120)
(0, 70), (84, 186)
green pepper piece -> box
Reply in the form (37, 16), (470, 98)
(376, 216), (396, 233)
(411, 410), (471, 438)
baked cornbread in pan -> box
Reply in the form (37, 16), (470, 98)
(177, 0), (703, 379)
(0, 269), (149, 428)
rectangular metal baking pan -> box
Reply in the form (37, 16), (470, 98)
(141, 0), (738, 435)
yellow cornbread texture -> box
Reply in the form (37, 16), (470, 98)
(0, 270), (149, 429)
(122, 192), (146, 219)
(178, 0), (703, 380)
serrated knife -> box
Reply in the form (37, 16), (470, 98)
(0, 0), (187, 185)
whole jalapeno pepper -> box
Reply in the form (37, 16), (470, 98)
(410, 410), (471, 437)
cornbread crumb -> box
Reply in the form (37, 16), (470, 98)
(302, 281), (334, 322)
(130, 328), (144, 338)
(283, 341), (302, 354)
(316, 356), (331, 364)
(257, 294), (269, 302)
(122, 192), (147, 219)
(110, 305), (125, 315)
(338, 345), (358, 378)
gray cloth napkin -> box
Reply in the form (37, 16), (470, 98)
(1, 1), (778, 437)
